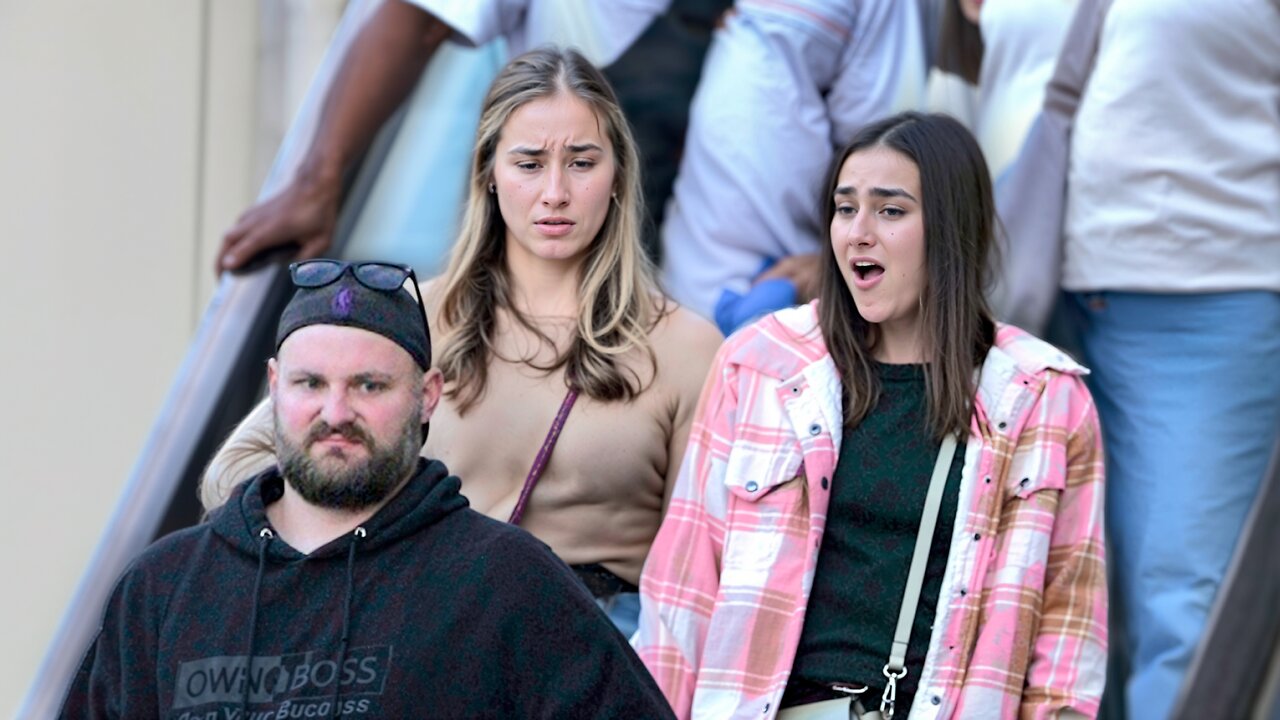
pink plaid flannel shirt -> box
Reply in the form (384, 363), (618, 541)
(635, 303), (1107, 719)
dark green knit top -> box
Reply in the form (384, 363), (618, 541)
(785, 362), (965, 710)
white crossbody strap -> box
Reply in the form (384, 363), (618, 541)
(881, 433), (959, 717)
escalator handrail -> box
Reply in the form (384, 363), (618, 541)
(16, 2), (383, 716)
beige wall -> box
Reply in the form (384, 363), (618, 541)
(0, 1), (342, 714)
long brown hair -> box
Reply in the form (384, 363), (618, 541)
(936, 0), (984, 85)
(818, 112), (995, 440)
(435, 47), (662, 412)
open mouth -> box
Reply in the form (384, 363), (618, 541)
(853, 261), (884, 280)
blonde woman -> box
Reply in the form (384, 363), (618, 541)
(204, 47), (722, 634)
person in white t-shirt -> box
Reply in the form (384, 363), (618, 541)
(925, 0), (1077, 182)
(1057, 2), (1280, 716)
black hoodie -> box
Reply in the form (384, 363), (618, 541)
(60, 459), (675, 719)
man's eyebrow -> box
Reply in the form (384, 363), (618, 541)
(834, 184), (918, 202)
(351, 371), (395, 383)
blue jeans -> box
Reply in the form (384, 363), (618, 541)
(597, 592), (641, 640)
(1065, 291), (1280, 719)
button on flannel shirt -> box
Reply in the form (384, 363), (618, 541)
(635, 303), (1106, 719)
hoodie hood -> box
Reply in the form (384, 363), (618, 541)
(209, 457), (467, 561)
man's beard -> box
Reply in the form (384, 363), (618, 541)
(275, 405), (423, 511)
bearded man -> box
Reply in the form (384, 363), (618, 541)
(60, 261), (673, 719)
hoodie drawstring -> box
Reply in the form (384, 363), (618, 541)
(331, 526), (365, 719)
(242, 527), (274, 716)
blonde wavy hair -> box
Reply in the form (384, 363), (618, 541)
(436, 46), (664, 412)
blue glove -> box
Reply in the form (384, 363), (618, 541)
(713, 258), (797, 336)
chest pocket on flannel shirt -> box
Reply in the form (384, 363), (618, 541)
(721, 471), (810, 580)
(993, 453), (1066, 580)
(1007, 448), (1066, 502)
(720, 436), (809, 571)
(723, 438), (805, 503)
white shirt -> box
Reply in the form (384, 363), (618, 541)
(975, 0), (1076, 180)
(1063, 0), (1280, 293)
(660, 0), (927, 325)
(404, 0), (670, 67)
(925, 67), (978, 131)
(924, 0), (1075, 182)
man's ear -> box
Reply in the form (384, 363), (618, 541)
(421, 368), (444, 423)
(267, 358), (279, 401)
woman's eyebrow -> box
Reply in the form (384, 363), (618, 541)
(508, 143), (604, 156)
(508, 146), (546, 157)
(835, 184), (917, 202)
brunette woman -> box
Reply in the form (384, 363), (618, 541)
(635, 112), (1105, 719)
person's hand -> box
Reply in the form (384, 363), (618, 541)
(216, 168), (341, 273)
(754, 252), (823, 303)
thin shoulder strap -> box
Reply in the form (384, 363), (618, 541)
(890, 433), (959, 670)
(880, 433), (960, 717)
(1044, 0), (1114, 119)
(507, 387), (580, 526)
(991, 0), (1114, 333)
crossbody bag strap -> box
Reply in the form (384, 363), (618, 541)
(991, 0), (1114, 333)
(507, 387), (579, 526)
(880, 432), (959, 718)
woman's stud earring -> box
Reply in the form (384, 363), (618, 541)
(488, 183), (496, 194)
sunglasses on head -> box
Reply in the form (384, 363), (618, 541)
(288, 259), (429, 339)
